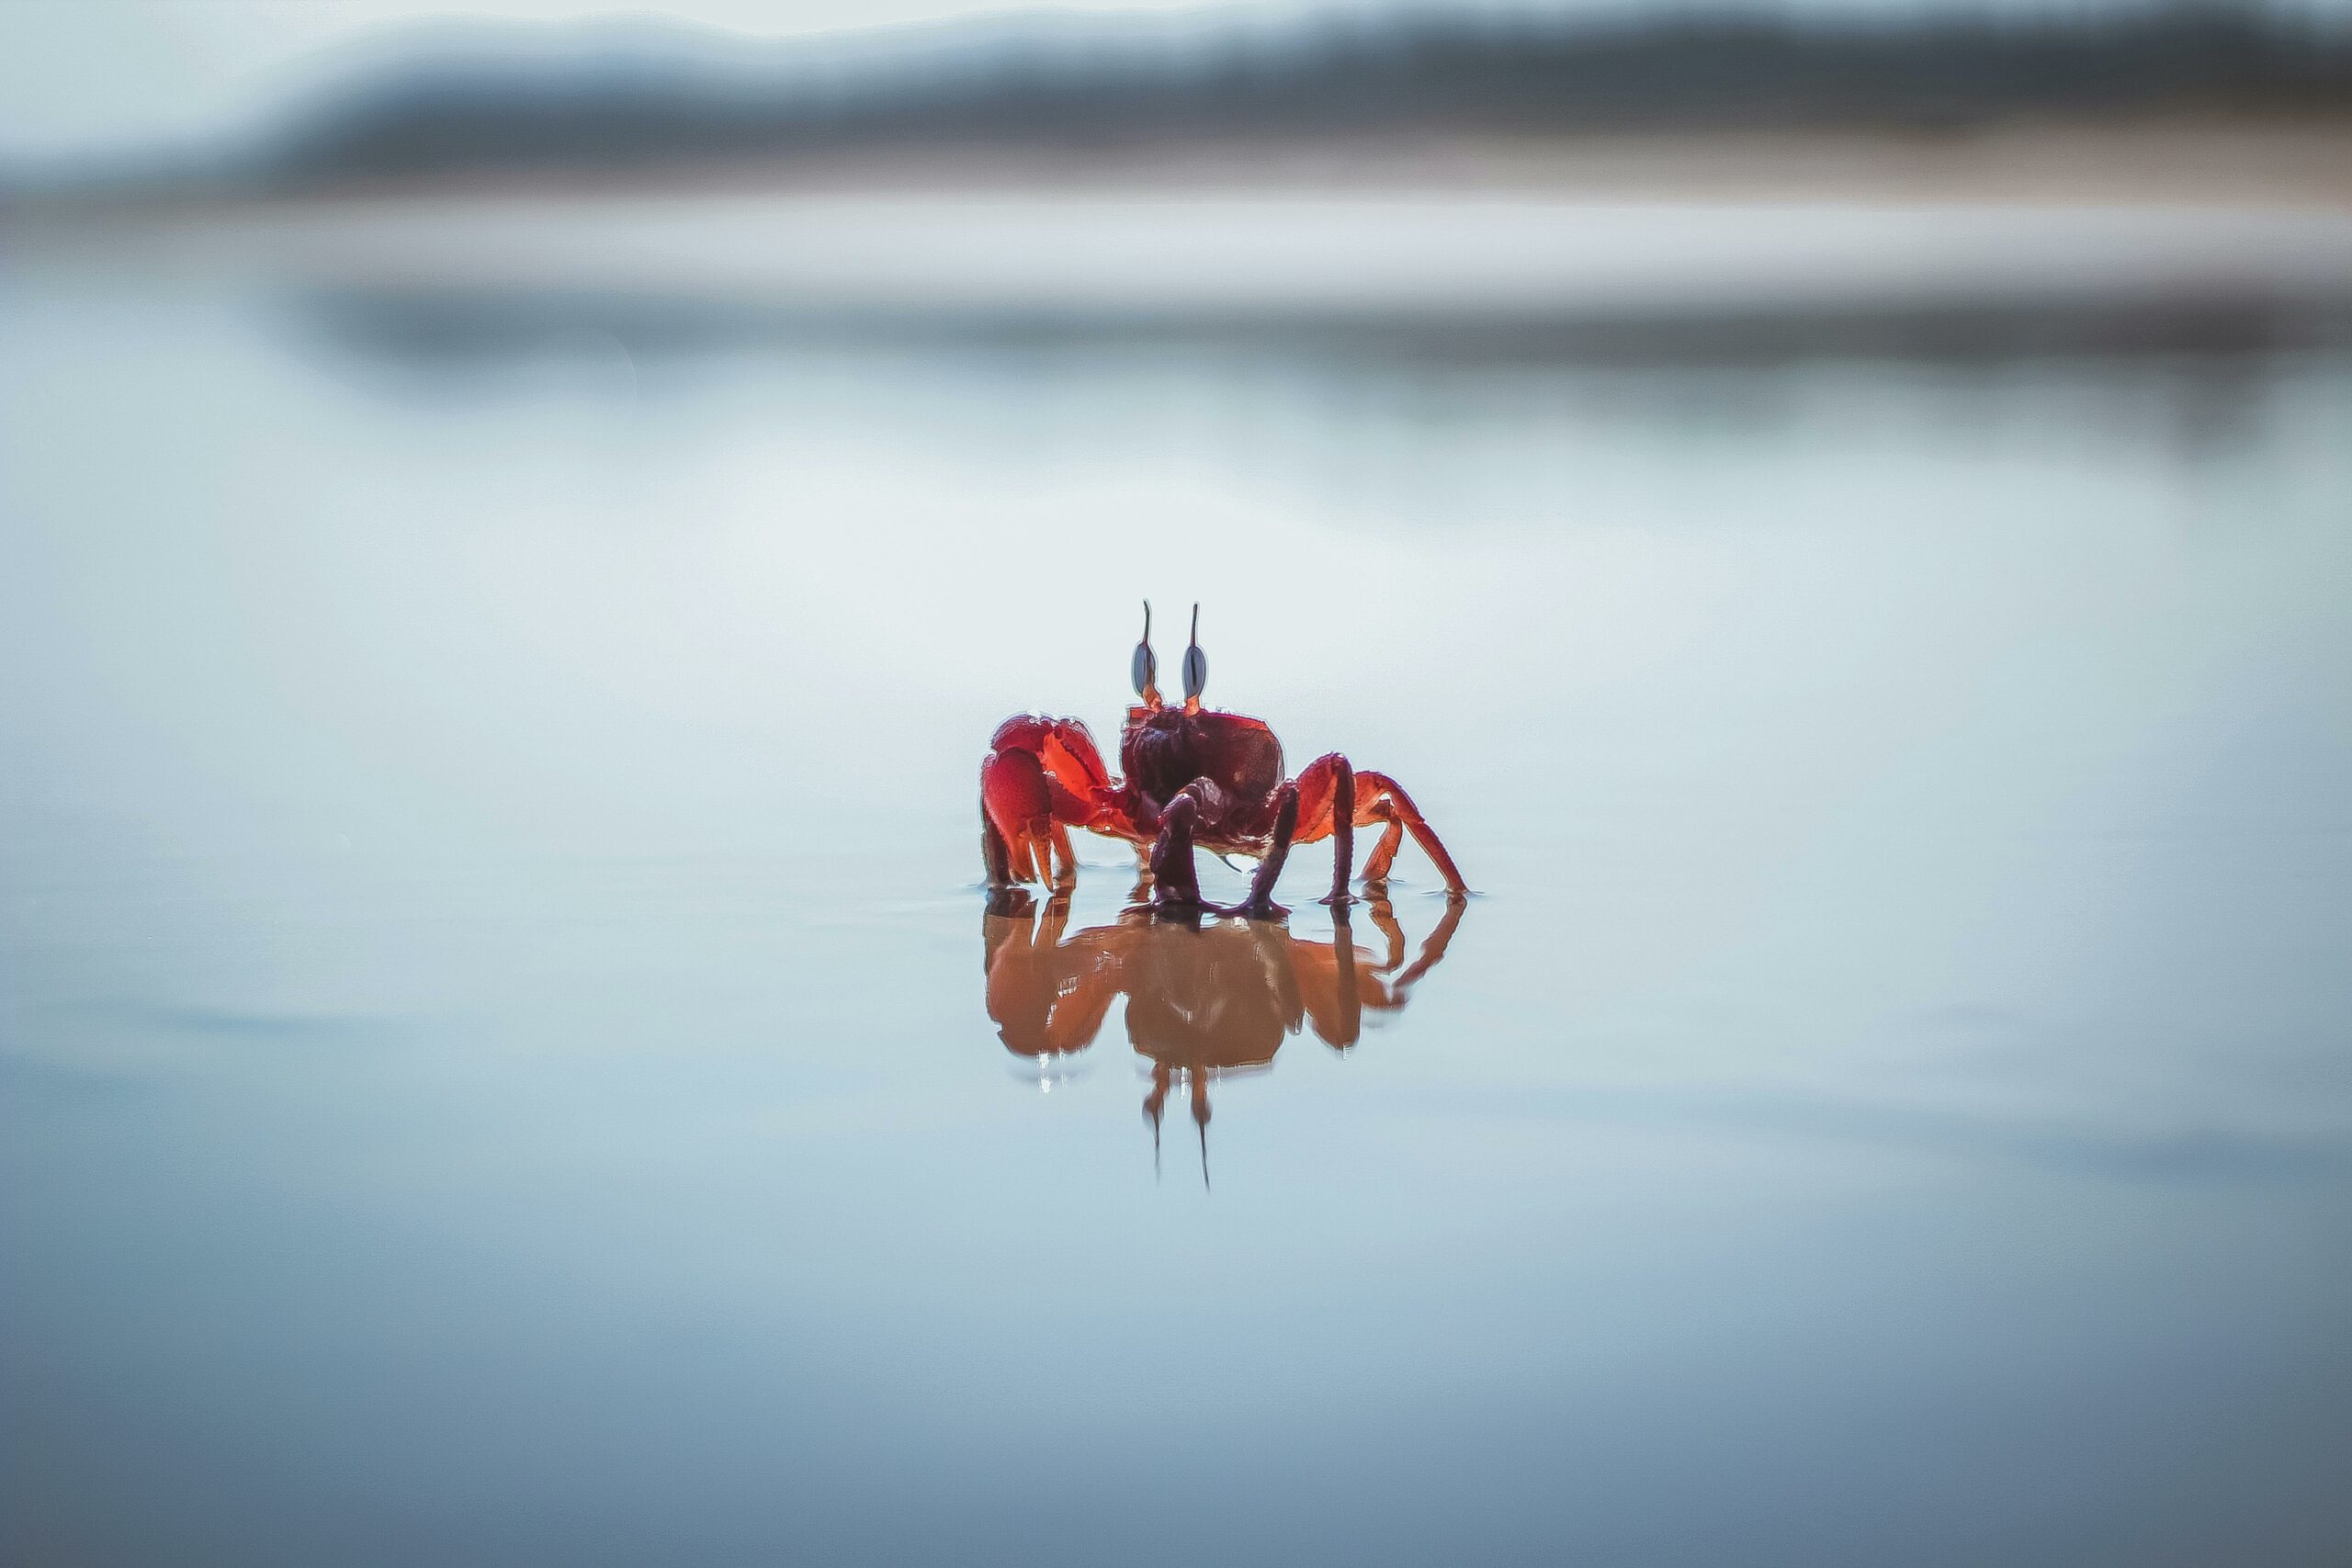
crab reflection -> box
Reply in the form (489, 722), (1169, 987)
(982, 890), (1464, 1181)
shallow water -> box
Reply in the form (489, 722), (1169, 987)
(4, 279), (2351, 1566)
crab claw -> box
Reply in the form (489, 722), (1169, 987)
(982, 747), (1056, 885)
(982, 715), (1115, 886)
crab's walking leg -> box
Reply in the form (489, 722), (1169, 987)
(1293, 756), (1468, 899)
(1148, 791), (1207, 909)
(1355, 772), (1468, 894)
(1226, 784), (1298, 920)
(1357, 799), (1402, 882)
(1322, 758), (1355, 906)
(1292, 753), (1353, 899)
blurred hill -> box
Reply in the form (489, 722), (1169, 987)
(11, 4), (2352, 199)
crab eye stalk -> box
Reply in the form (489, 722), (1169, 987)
(1182, 603), (1207, 706)
(1131, 600), (1159, 704)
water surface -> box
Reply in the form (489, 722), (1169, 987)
(4, 276), (2350, 1566)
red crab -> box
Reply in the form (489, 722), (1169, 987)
(980, 604), (1467, 915)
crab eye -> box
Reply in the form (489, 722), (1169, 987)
(1131, 600), (1158, 698)
(1182, 604), (1207, 702)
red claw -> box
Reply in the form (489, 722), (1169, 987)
(980, 747), (1054, 885)
(983, 715), (1127, 886)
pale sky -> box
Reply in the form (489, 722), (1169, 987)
(0, 0), (2339, 164)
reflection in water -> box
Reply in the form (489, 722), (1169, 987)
(983, 890), (1464, 1182)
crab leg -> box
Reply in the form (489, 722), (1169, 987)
(1323, 758), (1355, 905)
(1356, 772), (1465, 893)
(1227, 784), (1298, 919)
(1358, 799), (1405, 883)
(1146, 784), (1224, 910)
(1292, 755), (1468, 898)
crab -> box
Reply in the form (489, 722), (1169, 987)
(980, 604), (1467, 915)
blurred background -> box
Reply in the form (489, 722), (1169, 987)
(5, 5), (2351, 1567)
(9, 0), (2352, 336)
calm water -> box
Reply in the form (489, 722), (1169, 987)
(4, 276), (2351, 1566)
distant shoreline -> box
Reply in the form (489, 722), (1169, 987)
(8, 117), (2351, 218)
(11, 116), (2351, 369)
